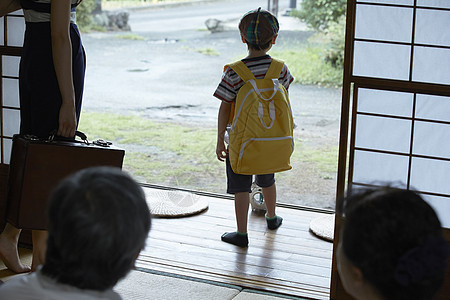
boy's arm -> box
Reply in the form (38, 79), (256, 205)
(216, 101), (232, 162)
(281, 64), (295, 91)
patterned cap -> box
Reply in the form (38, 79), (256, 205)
(239, 8), (280, 46)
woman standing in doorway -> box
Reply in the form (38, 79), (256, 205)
(0, 0), (86, 273)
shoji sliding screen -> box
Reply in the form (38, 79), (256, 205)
(1, 10), (23, 164)
(0, 10), (24, 229)
(332, 1), (450, 299)
(348, 0), (450, 227)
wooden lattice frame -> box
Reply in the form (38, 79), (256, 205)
(332, 1), (450, 298)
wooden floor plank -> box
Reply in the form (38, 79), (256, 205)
(152, 214), (327, 243)
(137, 260), (329, 300)
(148, 222), (333, 253)
(138, 187), (333, 299)
(145, 230), (332, 261)
(141, 240), (331, 279)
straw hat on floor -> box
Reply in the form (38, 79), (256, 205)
(309, 214), (335, 242)
(144, 189), (209, 217)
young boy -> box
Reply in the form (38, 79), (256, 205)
(214, 8), (294, 247)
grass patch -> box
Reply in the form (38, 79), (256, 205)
(124, 152), (211, 185)
(115, 33), (146, 40)
(78, 111), (222, 186)
(78, 112), (215, 161)
(196, 47), (220, 56)
(78, 111), (337, 194)
(271, 45), (343, 87)
(295, 144), (339, 173)
(102, 0), (194, 9)
(101, 0), (224, 10)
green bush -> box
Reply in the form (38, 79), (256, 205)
(271, 45), (343, 87)
(291, 0), (346, 31)
(289, 1), (346, 78)
(323, 15), (346, 69)
(77, 0), (96, 31)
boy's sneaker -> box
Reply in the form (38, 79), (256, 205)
(221, 232), (248, 247)
(266, 215), (283, 230)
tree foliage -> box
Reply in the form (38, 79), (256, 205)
(292, 0), (346, 31)
(77, 0), (96, 31)
(323, 15), (346, 68)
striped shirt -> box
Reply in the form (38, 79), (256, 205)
(213, 55), (294, 104)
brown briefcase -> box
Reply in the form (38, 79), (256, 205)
(6, 132), (125, 230)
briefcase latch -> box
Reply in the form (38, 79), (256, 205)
(93, 139), (112, 147)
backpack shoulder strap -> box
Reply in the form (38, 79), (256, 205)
(225, 61), (256, 82)
(265, 58), (284, 80)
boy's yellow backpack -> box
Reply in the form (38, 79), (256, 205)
(226, 58), (294, 175)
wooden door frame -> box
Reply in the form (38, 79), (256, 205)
(2, 4), (449, 299)
(331, 1), (450, 299)
(0, 13), (22, 232)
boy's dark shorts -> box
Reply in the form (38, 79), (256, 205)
(226, 156), (275, 194)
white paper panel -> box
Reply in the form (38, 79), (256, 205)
(8, 9), (23, 16)
(355, 115), (411, 153)
(355, 5), (413, 43)
(6, 17), (25, 47)
(417, 0), (450, 9)
(413, 121), (450, 159)
(410, 158), (450, 195)
(2, 108), (20, 137)
(412, 47), (450, 85)
(415, 94), (450, 122)
(0, 17), (4, 46)
(2, 79), (20, 107)
(353, 150), (409, 184)
(415, 9), (450, 47)
(2, 56), (20, 77)
(357, 88), (413, 117)
(357, 0), (413, 5)
(422, 194), (450, 228)
(353, 41), (411, 80)
(2, 138), (12, 164)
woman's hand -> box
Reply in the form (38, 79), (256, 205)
(57, 102), (76, 138)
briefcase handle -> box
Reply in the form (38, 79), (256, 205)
(48, 130), (89, 144)
(75, 130), (88, 141)
(48, 130), (113, 148)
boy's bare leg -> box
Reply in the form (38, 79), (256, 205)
(262, 183), (283, 229)
(221, 192), (250, 247)
(262, 183), (277, 218)
(0, 223), (30, 273)
(31, 230), (48, 272)
(234, 192), (250, 233)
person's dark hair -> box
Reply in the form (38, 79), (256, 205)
(42, 166), (151, 291)
(342, 187), (448, 300)
(245, 40), (273, 52)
